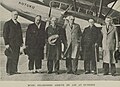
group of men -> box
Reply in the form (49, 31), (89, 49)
(3, 11), (119, 76)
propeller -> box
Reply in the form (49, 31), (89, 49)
(105, 0), (117, 18)
(48, 2), (52, 17)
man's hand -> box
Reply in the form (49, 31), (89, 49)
(116, 47), (119, 51)
(20, 47), (24, 54)
(5, 45), (9, 49)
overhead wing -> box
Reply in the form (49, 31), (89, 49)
(77, 0), (117, 6)
(27, 0), (45, 5)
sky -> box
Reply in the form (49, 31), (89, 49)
(0, 0), (120, 23)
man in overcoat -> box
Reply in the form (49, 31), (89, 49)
(3, 11), (23, 75)
(81, 19), (102, 74)
(46, 17), (66, 74)
(64, 16), (82, 75)
(25, 15), (46, 73)
(101, 17), (119, 76)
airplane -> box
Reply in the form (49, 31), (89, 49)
(1, 0), (120, 60)
(0, 0), (120, 27)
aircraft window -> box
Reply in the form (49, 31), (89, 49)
(71, 7), (79, 12)
(51, 1), (60, 8)
(93, 12), (97, 16)
(79, 8), (86, 14)
(60, 4), (69, 10)
(87, 11), (93, 15)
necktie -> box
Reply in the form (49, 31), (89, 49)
(71, 25), (73, 29)
(107, 26), (109, 32)
(14, 20), (18, 25)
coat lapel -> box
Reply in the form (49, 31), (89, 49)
(10, 20), (20, 32)
(103, 26), (107, 34)
(10, 19), (18, 27)
(71, 24), (76, 34)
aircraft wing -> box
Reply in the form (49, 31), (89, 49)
(27, 0), (45, 5)
(77, 0), (117, 6)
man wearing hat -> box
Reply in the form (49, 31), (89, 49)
(3, 11), (23, 75)
(64, 16), (82, 75)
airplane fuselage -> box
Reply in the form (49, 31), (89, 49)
(1, 0), (62, 21)
(1, 0), (90, 28)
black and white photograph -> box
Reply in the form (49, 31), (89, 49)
(0, 0), (120, 86)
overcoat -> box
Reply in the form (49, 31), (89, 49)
(101, 25), (119, 63)
(81, 25), (102, 61)
(3, 19), (23, 47)
(3, 19), (23, 73)
(46, 24), (66, 60)
(64, 23), (82, 59)
(25, 22), (46, 58)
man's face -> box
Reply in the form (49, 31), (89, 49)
(69, 16), (75, 24)
(51, 17), (57, 24)
(35, 16), (41, 25)
(12, 11), (18, 20)
(105, 18), (112, 25)
(89, 19), (94, 26)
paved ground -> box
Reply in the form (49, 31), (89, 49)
(0, 52), (120, 81)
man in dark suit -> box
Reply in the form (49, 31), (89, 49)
(25, 15), (46, 73)
(3, 11), (23, 75)
(81, 19), (102, 74)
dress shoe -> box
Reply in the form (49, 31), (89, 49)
(103, 73), (109, 75)
(66, 71), (73, 74)
(35, 71), (39, 73)
(112, 73), (116, 76)
(47, 71), (52, 74)
(14, 72), (21, 74)
(7, 73), (14, 76)
(91, 71), (97, 75)
(30, 70), (35, 74)
(73, 72), (79, 75)
(85, 71), (90, 74)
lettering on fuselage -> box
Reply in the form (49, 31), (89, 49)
(18, 2), (35, 9)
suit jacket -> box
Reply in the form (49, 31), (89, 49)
(25, 22), (46, 49)
(101, 25), (119, 50)
(3, 19), (23, 47)
(64, 23), (82, 58)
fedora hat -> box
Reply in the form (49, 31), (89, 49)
(114, 50), (120, 63)
(4, 47), (13, 57)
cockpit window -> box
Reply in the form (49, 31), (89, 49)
(60, 3), (69, 10)
(71, 6), (79, 12)
(50, 1), (69, 10)
(51, 1), (60, 8)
